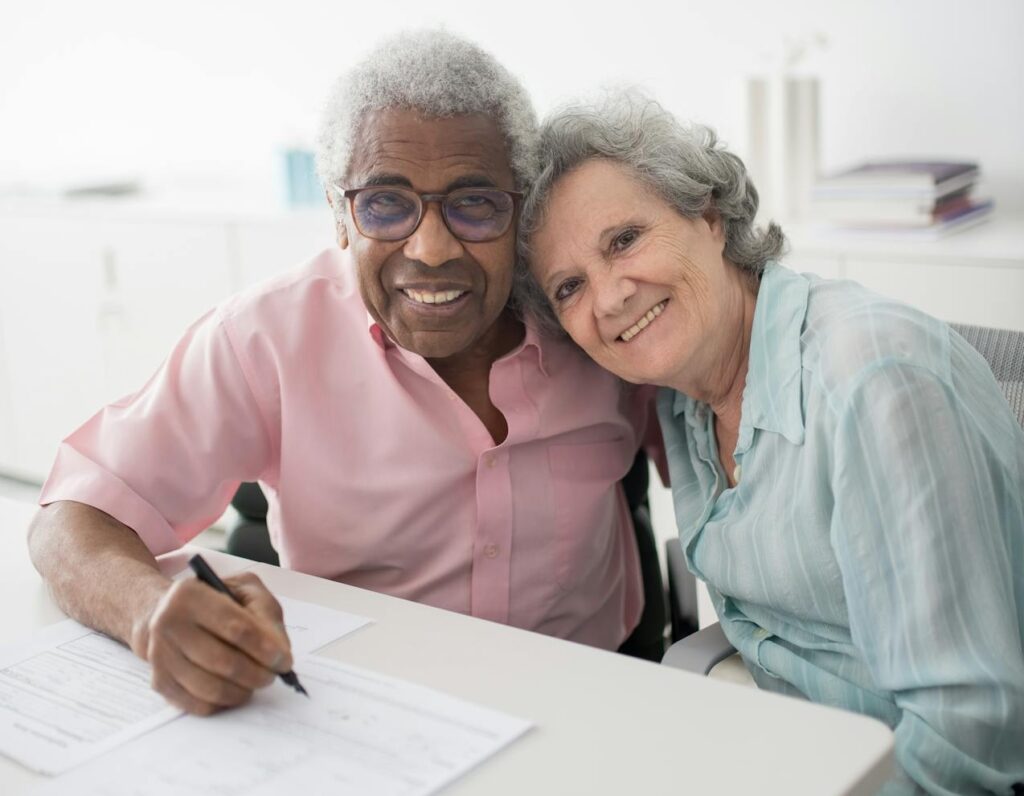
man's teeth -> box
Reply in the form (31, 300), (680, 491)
(619, 300), (667, 342)
(403, 289), (466, 305)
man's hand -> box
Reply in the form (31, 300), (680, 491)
(131, 572), (293, 716)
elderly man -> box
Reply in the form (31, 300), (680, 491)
(27, 30), (659, 716)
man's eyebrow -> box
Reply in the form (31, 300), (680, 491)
(445, 174), (500, 191)
(360, 173), (413, 188)
(354, 173), (504, 191)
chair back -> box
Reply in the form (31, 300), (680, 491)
(950, 323), (1024, 428)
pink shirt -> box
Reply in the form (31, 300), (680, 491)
(40, 248), (653, 649)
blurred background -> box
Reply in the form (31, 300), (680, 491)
(2, 0), (1023, 205)
(1, 0), (1022, 571)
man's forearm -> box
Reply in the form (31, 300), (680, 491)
(27, 501), (172, 656)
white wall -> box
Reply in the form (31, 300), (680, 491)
(1, 0), (1022, 207)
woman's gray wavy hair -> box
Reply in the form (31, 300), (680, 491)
(518, 90), (786, 336)
(316, 29), (538, 216)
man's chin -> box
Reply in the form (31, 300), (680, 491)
(396, 329), (476, 361)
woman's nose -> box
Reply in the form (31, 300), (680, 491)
(592, 270), (637, 318)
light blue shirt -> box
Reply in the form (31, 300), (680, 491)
(659, 263), (1024, 795)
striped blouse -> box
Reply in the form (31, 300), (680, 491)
(659, 262), (1024, 795)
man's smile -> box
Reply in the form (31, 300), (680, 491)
(400, 287), (469, 305)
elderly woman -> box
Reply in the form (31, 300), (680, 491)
(520, 93), (1024, 796)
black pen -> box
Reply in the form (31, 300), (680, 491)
(187, 554), (309, 697)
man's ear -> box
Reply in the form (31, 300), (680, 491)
(326, 190), (350, 249)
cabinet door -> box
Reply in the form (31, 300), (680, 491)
(845, 259), (1024, 331)
(97, 219), (236, 400)
(230, 210), (336, 290)
(0, 299), (16, 475)
(0, 214), (107, 480)
(781, 251), (843, 281)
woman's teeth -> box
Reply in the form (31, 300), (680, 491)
(402, 289), (466, 305)
(619, 300), (667, 342)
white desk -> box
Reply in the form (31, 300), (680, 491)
(0, 497), (894, 795)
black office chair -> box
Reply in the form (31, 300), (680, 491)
(227, 450), (670, 661)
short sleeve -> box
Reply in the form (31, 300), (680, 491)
(39, 308), (276, 555)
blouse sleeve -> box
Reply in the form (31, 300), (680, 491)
(831, 358), (1024, 795)
(38, 308), (276, 556)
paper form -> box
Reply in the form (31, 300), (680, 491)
(32, 654), (532, 796)
(0, 596), (370, 775)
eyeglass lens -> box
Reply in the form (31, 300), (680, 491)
(352, 188), (515, 242)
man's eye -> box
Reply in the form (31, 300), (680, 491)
(611, 227), (640, 252)
(366, 191), (414, 217)
(554, 278), (583, 302)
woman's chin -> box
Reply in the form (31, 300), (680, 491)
(595, 351), (670, 387)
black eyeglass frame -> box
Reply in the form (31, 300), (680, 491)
(333, 184), (524, 243)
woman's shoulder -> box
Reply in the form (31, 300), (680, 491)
(799, 273), (954, 404)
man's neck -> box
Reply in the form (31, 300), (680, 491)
(426, 310), (525, 446)
(426, 309), (525, 386)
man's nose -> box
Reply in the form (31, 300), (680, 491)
(592, 270), (637, 318)
(403, 203), (464, 266)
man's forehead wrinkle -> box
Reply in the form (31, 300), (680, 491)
(346, 108), (514, 183)
(351, 148), (511, 191)
(359, 136), (508, 163)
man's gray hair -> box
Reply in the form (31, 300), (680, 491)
(316, 29), (538, 206)
(518, 90), (786, 335)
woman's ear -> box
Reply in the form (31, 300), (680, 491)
(703, 207), (725, 246)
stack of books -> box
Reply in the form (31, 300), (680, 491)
(811, 161), (993, 236)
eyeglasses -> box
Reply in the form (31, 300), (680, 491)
(334, 185), (522, 243)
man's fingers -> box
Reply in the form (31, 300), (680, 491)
(193, 588), (293, 673)
(166, 624), (277, 690)
(156, 645), (254, 710)
(226, 573), (286, 624)
(152, 673), (219, 717)
(225, 574), (293, 653)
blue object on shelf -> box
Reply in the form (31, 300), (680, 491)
(281, 148), (322, 207)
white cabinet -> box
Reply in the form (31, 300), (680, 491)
(0, 202), (334, 482)
(94, 219), (237, 399)
(843, 259), (1024, 329)
(784, 213), (1024, 331)
(229, 209), (335, 288)
(0, 214), (107, 478)
(780, 251), (842, 281)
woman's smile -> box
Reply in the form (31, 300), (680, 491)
(616, 299), (669, 343)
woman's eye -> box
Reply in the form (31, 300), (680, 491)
(611, 227), (640, 252)
(554, 278), (583, 302)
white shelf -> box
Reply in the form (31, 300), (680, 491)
(785, 211), (1024, 270)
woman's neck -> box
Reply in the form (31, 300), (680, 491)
(681, 271), (758, 437)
